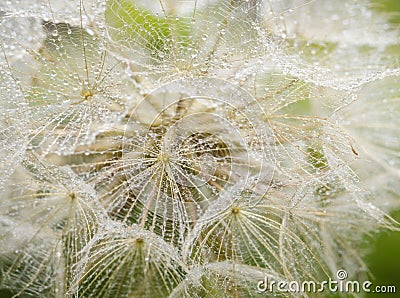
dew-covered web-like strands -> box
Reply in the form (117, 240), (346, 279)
(181, 169), (397, 290)
(248, 73), (361, 181)
(92, 77), (274, 244)
(1, 0), (400, 297)
(0, 152), (102, 297)
(1, 1), (134, 156)
(0, 56), (29, 188)
(168, 261), (290, 298)
(106, 0), (269, 80)
(72, 223), (185, 297)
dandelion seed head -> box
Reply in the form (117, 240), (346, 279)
(1, 0), (400, 296)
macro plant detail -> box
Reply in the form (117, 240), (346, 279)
(1, 0), (400, 298)
(100, 77), (273, 243)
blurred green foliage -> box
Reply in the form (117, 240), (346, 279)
(371, 0), (400, 24)
(365, 210), (400, 297)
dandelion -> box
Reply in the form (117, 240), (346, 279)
(92, 77), (273, 245)
(1, 2), (134, 155)
(72, 222), (185, 297)
(0, 152), (102, 296)
(1, 0), (399, 297)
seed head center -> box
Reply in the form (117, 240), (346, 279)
(231, 206), (240, 214)
(80, 88), (94, 100)
(157, 152), (171, 164)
